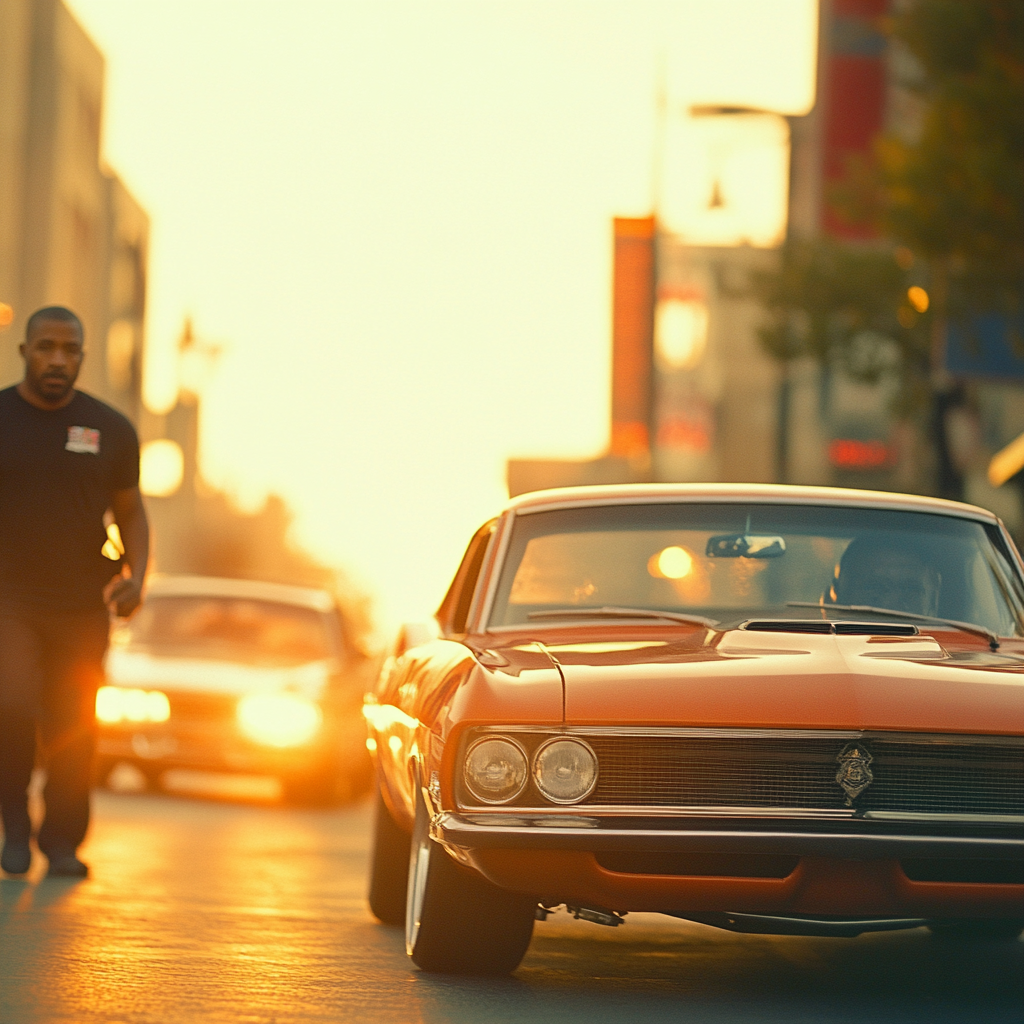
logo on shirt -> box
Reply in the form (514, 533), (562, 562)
(66, 426), (100, 454)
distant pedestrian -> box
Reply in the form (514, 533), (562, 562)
(0, 306), (149, 878)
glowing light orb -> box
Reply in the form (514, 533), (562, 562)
(236, 693), (321, 747)
(655, 299), (708, 370)
(649, 546), (694, 579)
(140, 439), (185, 497)
(907, 286), (929, 313)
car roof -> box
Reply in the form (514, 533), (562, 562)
(144, 574), (336, 613)
(504, 482), (999, 524)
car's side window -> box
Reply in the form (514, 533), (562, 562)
(436, 519), (497, 636)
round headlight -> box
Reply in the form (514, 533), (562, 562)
(463, 737), (528, 804)
(533, 738), (598, 804)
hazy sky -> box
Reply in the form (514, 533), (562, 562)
(65, 0), (817, 633)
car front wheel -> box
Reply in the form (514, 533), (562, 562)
(368, 786), (411, 925)
(405, 783), (536, 974)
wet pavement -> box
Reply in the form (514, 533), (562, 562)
(1, 783), (1021, 1023)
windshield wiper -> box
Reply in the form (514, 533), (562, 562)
(786, 602), (1000, 650)
(527, 606), (718, 628)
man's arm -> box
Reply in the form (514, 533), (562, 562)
(107, 485), (150, 617)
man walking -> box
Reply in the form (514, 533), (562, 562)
(0, 306), (149, 878)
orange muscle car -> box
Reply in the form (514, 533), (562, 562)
(364, 484), (1024, 974)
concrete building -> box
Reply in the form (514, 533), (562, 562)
(0, 0), (147, 419)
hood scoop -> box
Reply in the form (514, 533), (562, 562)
(743, 620), (919, 637)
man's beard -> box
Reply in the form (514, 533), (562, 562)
(34, 373), (74, 402)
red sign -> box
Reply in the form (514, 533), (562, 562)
(828, 438), (893, 470)
(821, 0), (888, 238)
(657, 416), (712, 454)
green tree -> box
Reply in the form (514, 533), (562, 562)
(879, 0), (1023, 322)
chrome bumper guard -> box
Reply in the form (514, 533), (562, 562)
(433, 813), (1024, 861)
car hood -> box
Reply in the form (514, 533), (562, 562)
(106, 649), (334, 699)
(524, 628), (1024, 734)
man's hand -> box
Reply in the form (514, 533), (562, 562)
(107, 485), (150, 618)
(105, 571), (143, 618)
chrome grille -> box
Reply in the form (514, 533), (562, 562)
(582, 734), (1024, 816)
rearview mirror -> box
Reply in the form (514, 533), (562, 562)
(706, 534), (786, 558)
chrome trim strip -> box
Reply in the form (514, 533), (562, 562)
(470, 725), (865, 741)
(864, 811), (1024, 825)
(466, 725), (1024, 747)
(457, 805), (858, 819)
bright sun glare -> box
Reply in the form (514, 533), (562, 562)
(62, 0), (818, 630)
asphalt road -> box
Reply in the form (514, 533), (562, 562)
(1, 780), (1021, 1024)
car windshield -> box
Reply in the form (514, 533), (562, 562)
(114, 596), (333, 665)
(489, 503), (1024, 638)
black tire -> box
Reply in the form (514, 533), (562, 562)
(405, 784), (535, 974)
(928, 919), (1024, 942)
(368, 787), (411, 925)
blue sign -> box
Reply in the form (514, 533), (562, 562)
(946, 313), (1024, 380)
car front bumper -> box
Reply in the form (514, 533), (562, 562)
(432, 811), (1024, 919)
(433, 811), (1024, 861)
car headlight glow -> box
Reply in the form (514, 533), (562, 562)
(463, 737), (528, 804)
(236, 693), (322, 747)
(533, 738), (598, 804)
(95, 686), (171, 724)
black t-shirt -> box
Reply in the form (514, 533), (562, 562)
(0, 386), (140, 610)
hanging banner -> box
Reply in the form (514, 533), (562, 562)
(610, 217), (656, 458)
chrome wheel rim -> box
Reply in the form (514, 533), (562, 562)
(405, 792), (430, 955)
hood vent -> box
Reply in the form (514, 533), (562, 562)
(743, 620), (918, 637)
(834, 622), (919, 637)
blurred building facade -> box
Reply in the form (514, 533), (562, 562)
(0, 0), (147, 419)
(140, 324), (353, 605)
(508, 0), (1024, 533)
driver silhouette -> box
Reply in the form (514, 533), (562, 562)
(832, 535), (941, 617)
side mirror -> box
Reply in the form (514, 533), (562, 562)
(706, 534), (786, 558)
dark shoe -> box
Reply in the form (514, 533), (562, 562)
(46, 852), (89, 878)
(1, 839), (32, 876)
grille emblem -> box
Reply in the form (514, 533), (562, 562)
(835, 743), (874, 805)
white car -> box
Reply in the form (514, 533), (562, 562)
(97, 575), (369, 803)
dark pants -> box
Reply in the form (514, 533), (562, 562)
(0, 604), (110, 856)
